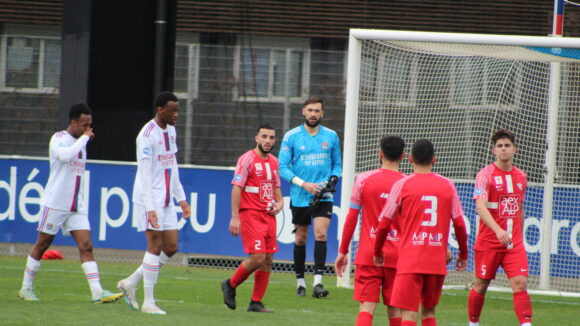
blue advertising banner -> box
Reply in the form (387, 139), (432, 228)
(1, 157), (579, 277)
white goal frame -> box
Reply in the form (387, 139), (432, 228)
(338, 29), (580, 296)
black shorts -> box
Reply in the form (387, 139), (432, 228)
(290, 201), (333, 226)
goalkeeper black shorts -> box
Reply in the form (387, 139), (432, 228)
(290, 201), (333, 226)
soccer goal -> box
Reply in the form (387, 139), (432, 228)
(338, 29), (580, 297)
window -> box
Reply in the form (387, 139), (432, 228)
(174, 43), (199, 100)
(0, 35), (61, 92)
(234, 36), (309, 102)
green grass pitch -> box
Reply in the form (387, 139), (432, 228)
(1, 255), (578, 325)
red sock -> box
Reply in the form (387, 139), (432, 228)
(389, 317), (402, 326)
(401, 321), (416, 326)
(251, 270), (270, 302)
(230, 264), (252, 288)
(513, 291), (532, 325)
(421, 317), (437, 326)
(468, 288), (485, 322)
(355, 311), (373, 326)
(389, 317), (403, 326)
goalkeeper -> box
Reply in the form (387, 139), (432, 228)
(279, 96), (342, 298)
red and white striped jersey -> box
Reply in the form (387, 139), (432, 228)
(40, 131), (89, 213)
(232, 149), (281, 211)
(473, 163), (527, 251)
(133, 120), (186, 211)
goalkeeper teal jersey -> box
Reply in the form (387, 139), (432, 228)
(279, 124), (342, 207)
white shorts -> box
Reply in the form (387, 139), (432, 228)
(134, 203), (178, 232)
(37, 206), (90, 236)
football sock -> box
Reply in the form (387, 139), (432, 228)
(159, 251), (170, 267)
(126, 265), (143, 287)
(230, 263), (252, 288)
(469, 322), (479, 326)
(294, 244), (306, 279)
(355, 311), (373, 326)
(513, 291), (532, 325)
(421, 317), (437, 326)
(142, 251), (160, 304)
(251, 270), (270, 302)
(22, 255), (41, 289)
(81, 261), (103, 298)
(389, 317), (402, 326)
(314, 240), (327, 276)
(468, 288), (485, 322)
(313, 274), (322, 286)
(297, 278), (306, 288)
(401, 321), (416, 326)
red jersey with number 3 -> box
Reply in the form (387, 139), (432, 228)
(350, 169), (405, 267)
(232, 150), (281, 211)
(379, 173), (464, 275)
(473, 163), (527, 251)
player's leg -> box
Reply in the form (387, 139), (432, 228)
(419, 274), (445, 326)
(248, 253), (274, 312)
(312, 203), (332, 298)
(353, 265), (381, 326)
(292, 203), (310, 295)
(504, 248), (532, 326)
(390, 273), (423, 326)
(357, 302), (377, 326)
(20, 226), (55, 301)
(383, 267), (402, 326)
(468, 249), (500, 326)
(140, 229), (165, 314)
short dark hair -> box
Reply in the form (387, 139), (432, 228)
(491, 128), (516, 146)
(303, 96), (324, 109)
(412, 139), (435, 165)
(154, 91), (178, 109)
(256, 123), (276, 134)
(380, 135), (405, 161)
(69, 103), (91, 121)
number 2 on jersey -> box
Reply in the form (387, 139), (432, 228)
(421, 195), (438, 227)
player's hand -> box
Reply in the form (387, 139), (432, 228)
(456, 258), (467, 271)
(302, 182), (321, 195)
(179, 200), (191, 219)
(495, 229), (512, 246)
(269, 200), (283, 216)
(373, 255), (384, 266)
(147, 210), (159, 228)
(334, 253), (348, 277)
(83, 128), (95, 140)
(446, 248), (453, 264)
(229, 216), (241, 236)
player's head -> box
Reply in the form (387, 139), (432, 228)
(380, 135), (405, 162)
(154, 91), (179, 126)
(68, 103), (92, 138)
(302, 96), (324, 128)
(491, 128), (516, 162)
(255, 124), (276, 155)
(410, 139), (435, 166)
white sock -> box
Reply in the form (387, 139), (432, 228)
(469, 322), (479, 326)
(313, 274), (322, 286)
(521, 323), (531, 326)
(159, 251), (170, 267)
(142, 251), (160, 305)
(22, 255), (41, 289)
(126, 265), (143, 287)
(81, 261), (103, 298)
(297, 278), (306, 288)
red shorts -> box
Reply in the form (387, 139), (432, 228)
(474, 248), (529, 279)
(239, 209), (278, 254)
(390, 273), (445, 312)
(353, 265), (397, 305)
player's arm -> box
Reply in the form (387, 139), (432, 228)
(136, 137), (158, 227)
(171, 168), (190, 219)
(452, 216), (469, 271)
(330, 132), (342, 179)
(52, 134), (91, 162)
(335, 204), (360, 277)
(229, 185), (242, 236)
(476, 197), (511, 246)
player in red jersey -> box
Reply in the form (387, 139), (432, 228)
(334, 135), (406, 326)
(468, 129), (532, 326)
(374, 139), (468, 326)
(221, 124), (284, 313)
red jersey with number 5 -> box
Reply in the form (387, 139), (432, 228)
(473, 163), (527, 251)
(379, 173), (464, 275)
(232, 150), (281, 211)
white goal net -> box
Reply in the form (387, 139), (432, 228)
(339, 30), (580, 296)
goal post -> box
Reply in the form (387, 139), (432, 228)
(338, 29), (580, 296)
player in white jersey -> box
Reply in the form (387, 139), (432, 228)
(19, 104), (123, 303)
(117, 91), (191, 315)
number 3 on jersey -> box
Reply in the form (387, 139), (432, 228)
(421, 195), (438, 227)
